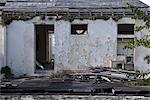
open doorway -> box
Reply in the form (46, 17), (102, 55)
(35, 25), (55, 70)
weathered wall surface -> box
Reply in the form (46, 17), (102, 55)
(6, 21), (35, 77)
(0, 19), (6, 80)
(134, 20), (150, 71)
(135, 46), (150, 71)
(4, 17), (150, 76)
(0, 25), (5, 69)
(55, 19), (117, 70)
(117, 18), (150, 71)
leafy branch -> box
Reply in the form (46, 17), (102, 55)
(126, 70), (150, 79)
(144, 55), (150, 64)
(125, 4), (150, 64)
(124, 38), (150, 49)
(127, 3), (150, 32)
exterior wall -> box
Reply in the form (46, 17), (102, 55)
(134, 20), (150, 71)
(6, 21), (35, 77)
(117, 18), (150, 71)
(0, 15), (6, 80)
(135, 46), (150, 71)
(55, 19), (117, 70)
(4, 17), (150, 76)
(0, 22), (5, 68)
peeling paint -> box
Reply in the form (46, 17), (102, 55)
(0, 17), (149, 76)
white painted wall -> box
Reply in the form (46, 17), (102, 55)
(7, 21), (35, 77)
(0, 25), (5, 69)
(117, 18), (150, 71)
(4, 17), (150, 76)
(0, 22), (6, 80)
(55, 19), (117, 71)
(134, 20), (150, 71)
(135, 46), (150, 71)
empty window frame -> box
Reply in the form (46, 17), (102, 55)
(71, 24), (88, 35)
(118, 24), (134, 35)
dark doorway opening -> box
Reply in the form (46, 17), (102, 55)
(35, 25), (55, 70)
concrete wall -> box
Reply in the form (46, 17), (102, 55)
(134, 20), (150, 71)
(0, 15), (6, 80)
(0, 25), (5, 69)
(117, 18), (150, 71)
(55, 19), (117, 70)
(6, 21), (35, 77)
(4, 17), (150, 76)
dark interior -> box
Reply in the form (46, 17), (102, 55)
(118, 24), (134, 34)
(35, 25), (54, 70)
(71, 24), (88, 35)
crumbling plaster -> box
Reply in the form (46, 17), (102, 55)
(54, 19), (117, 71)
(2, 17), (150, 76)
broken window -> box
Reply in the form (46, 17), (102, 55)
(71, 24), (88, 35)
(117, 38), (134, 71)
(118, 24), (134, 35)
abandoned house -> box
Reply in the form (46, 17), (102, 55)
(0, 0), (150, 77)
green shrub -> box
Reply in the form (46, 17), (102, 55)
(129, 78), (150, 86)
(0, 66), (13, 79)
(49, 70), (72, 79)
(115, 64), (122, 69)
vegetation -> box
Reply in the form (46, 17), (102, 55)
(127, 3), (150, 31)
(63, 14), (74, 22)
(126, 70), (150, 79)
(2, 14), (35, 25)
(125, 4), (150, 64)
(49, 70), (72, 79)
(0, 66), (13, 79)
(2, 12), (123, 25)
(125, 4), (150, 86)
(115, 64), (122, 69)
(129, 77), (150, 86)
(112, 15), (123, 22)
